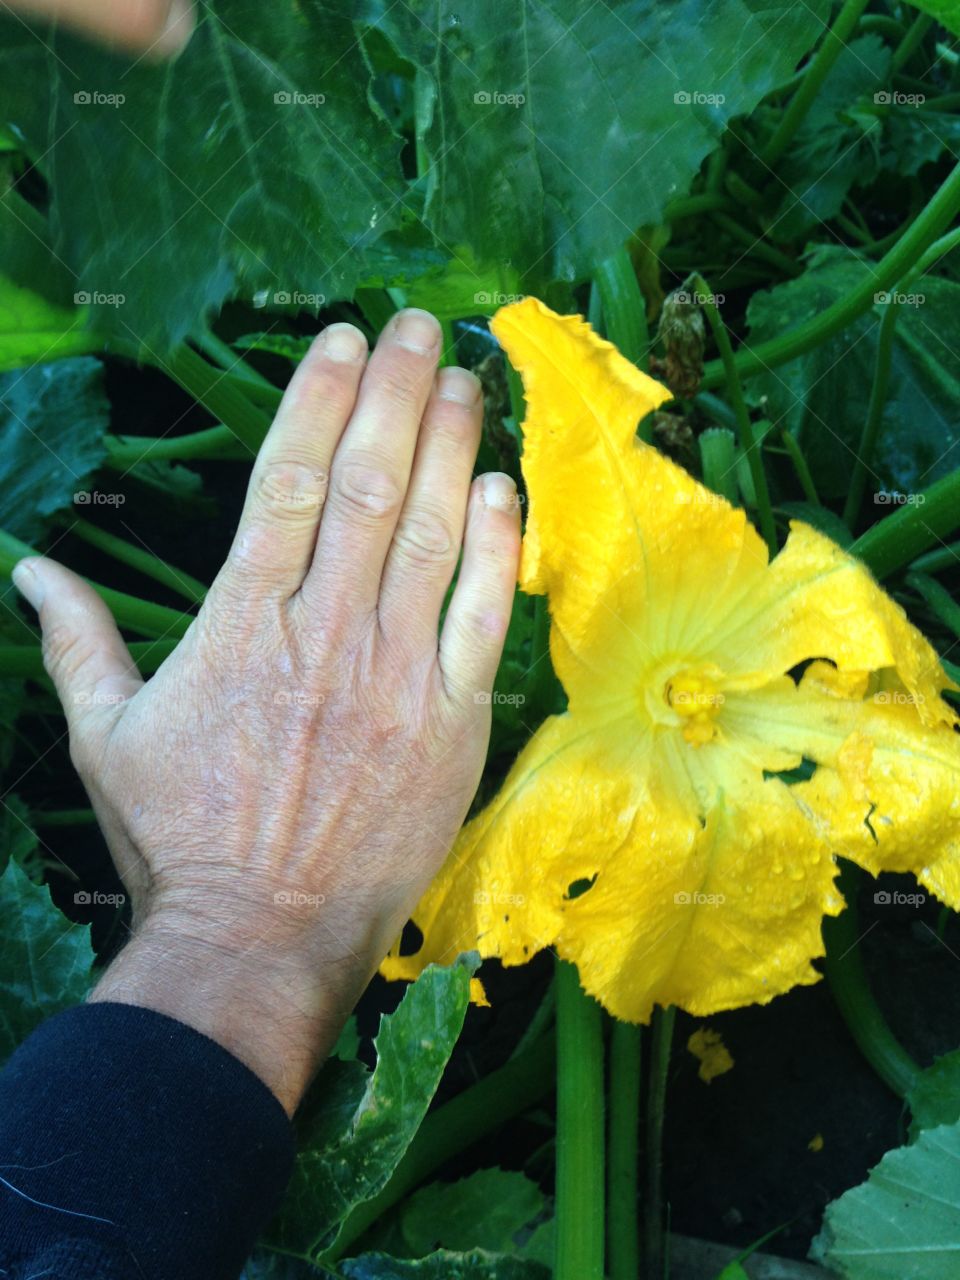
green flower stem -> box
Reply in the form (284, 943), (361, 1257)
(325, 1030), (556, 1261)
(128, 341), (273, 453)
(105, 426), (251, 466)
(0, 638), (178, 679)
(0, 529), (192, 640)
(842, 297), (899, 529)
(643, 1004), (676, 1280)
(607, 1020), (642, 1280)
(822, 862), (922, 1098)
(912, 541), (960, 574)
(851, 465), (960, 580)
(595, 248), (649, 370)
(761, 0), (871, 167)
(62, 516), (208, 606)
(780, 431), (820, 506)
(554, 959), (605, 1280)
(711, 211), (800, 277)
(907, 571), (960, 640)
(31, 808), (97, 826)
(691, 275), (777, 554)
(890, 12), (933, 74)
(702, 159), (960, 389)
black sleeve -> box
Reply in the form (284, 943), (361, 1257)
(0, 1001), (296, 1280)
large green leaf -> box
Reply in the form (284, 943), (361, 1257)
(367, 1169), (547, 1259)
(907, 1050), (960, 1139)
(902, 0), (960, 35)
(341, 1251), (550, 1280)
(268, 955), (478, 1261)
(0, 357), (110, 540)
(811, 1121), (960, 1278)
(0, 1), (404, 351)
(746, 247), (960, 500)
(0, 858), (94, 1064)
(361, 0), (830, 289)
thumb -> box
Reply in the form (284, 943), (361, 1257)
(12, 557), (143, 751)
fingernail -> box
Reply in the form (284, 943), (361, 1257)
(438, 366), (481, 406)
(481, 472), (518, 513)
(322, 324), (367, 363)
(393, 309), (441, 354)
(154, 0), (195, 55)
(11, 559), (44, 609)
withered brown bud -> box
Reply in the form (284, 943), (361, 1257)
(653, 287), (706, 399)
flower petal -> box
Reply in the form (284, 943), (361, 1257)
(723, 668), (960, 905)
(382, 706), (841, 1023)
(490, 299), (770, 705)
(714, 522), (958, 721)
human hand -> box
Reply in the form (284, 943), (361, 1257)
(4, 0), (194, 56)
(12, 309), (521, 1114)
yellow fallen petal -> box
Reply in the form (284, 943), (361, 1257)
(687, 1027), (735, 1083)
(469, 977), (490, 1008)
(808, 1133), (824, 1152)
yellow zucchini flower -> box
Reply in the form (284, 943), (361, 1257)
(382, 298), (960, 1022)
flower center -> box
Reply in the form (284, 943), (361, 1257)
(663, 669), (725, 745)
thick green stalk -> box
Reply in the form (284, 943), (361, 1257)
(643, 1005), (676, 1280)
(595, 249), (649, 370)
(0, 638), (178, 679)
(851, 466), (960, 579)
(692, 276), (777, 554)
(62, 517), (207, 606)
(842, 297), (899, 529)
(105, 426), (250, 466)
(133, 342), (272, 453)
(325, 1030), (556, 1260)
(702, 160), (960, 388)
(0, 530), (192, 640)
(761, 0), (871, 167)
(607, 1020), (641, 1280)
(822, 862), (921, 1098)
(197, 330), (278, 394)
(663, 192), (732, 222)
(890, 12), (933, 74)
(554, 959), (605, 1280)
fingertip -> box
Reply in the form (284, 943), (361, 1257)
(11, 558), (46, 610)
(319, 322), (368, 364)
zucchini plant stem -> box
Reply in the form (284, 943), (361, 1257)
(554, 959), (605, 1280)
(701, 161), (960, 388)
(607, 1020), (642, 1280)
(643, 1005), (676, 1280)
(842, 297), (899, 529)
(691, 275), (777, 555)
(761, 0), (871, 167)
(59, 516), (208, 606)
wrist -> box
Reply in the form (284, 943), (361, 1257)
(89, 912), (371, 1115)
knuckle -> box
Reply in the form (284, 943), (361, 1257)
(371, 361), (430, 411)
(392, 507), (455, 567)
(254, 459), (328, 521)
(332, 455), (403, 522)
(42, 622), (90, 681)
